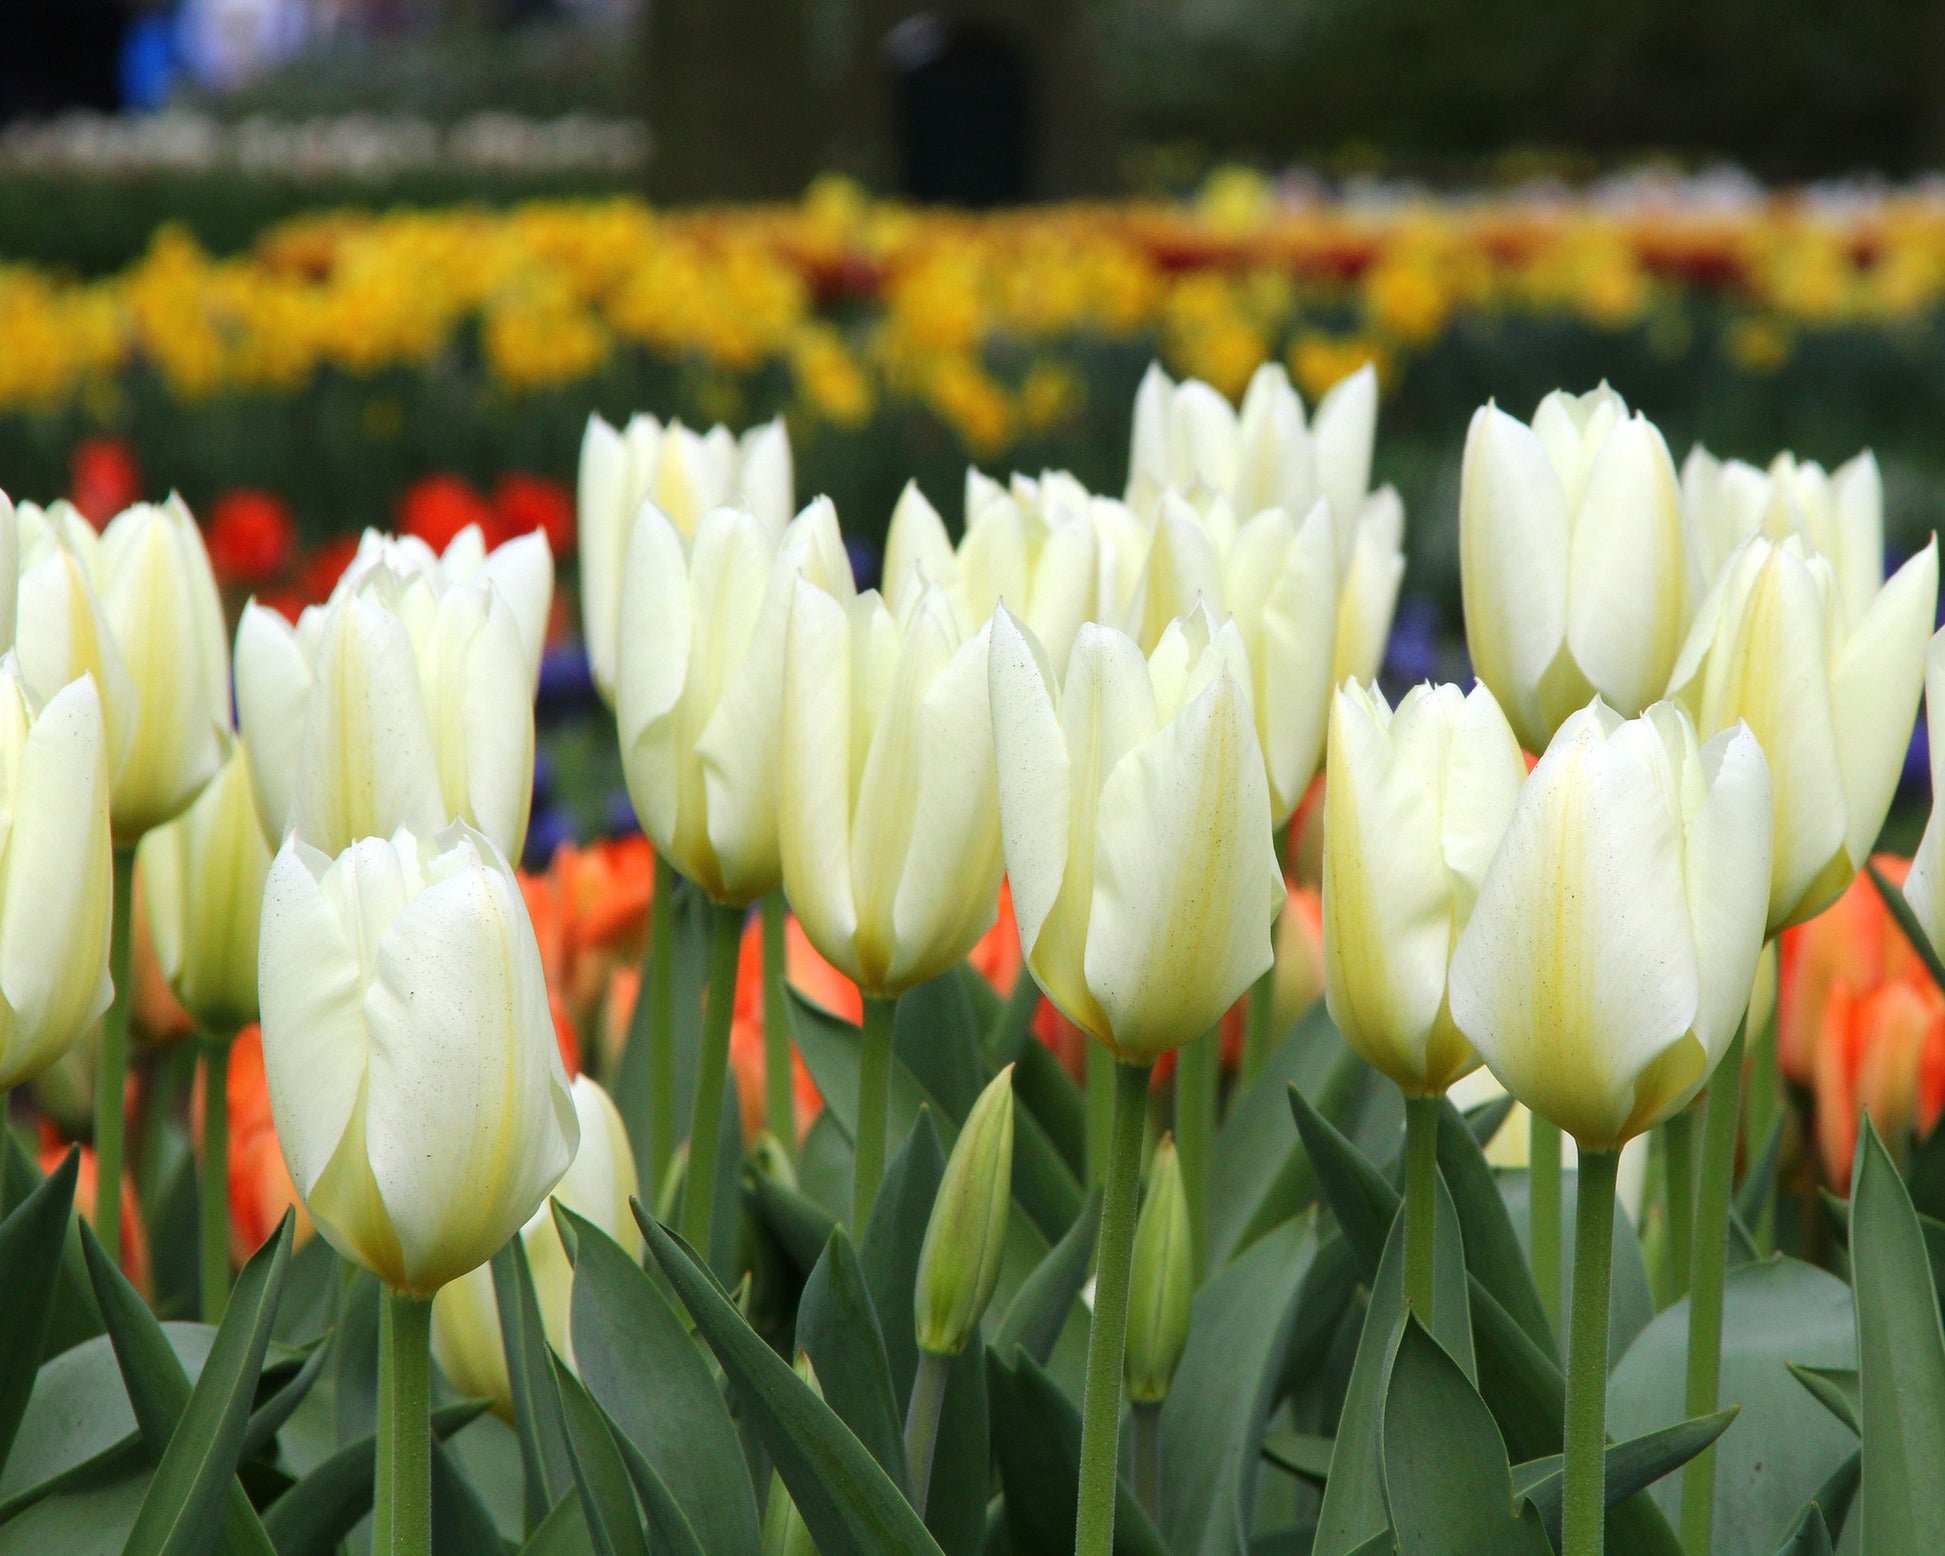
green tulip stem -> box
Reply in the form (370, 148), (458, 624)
(1086, 1044), (1115, 1186)
(678, 902), (746, 1259)
(1403, 1093), (1440, 1325)
(987, 966), (1043, 1066)
(1744, 994), (1781, 1252)
(1562, 1145), (1619, 1556)
(854, 994), (898, 1231)
(1132, 1401), (1163, 1523)
(1242, 960), (1278, 1088)
(904, 1347), (952, 1518)
(375, 1286), (434, 1556)
(1663, 1107), (1696, 1301)
(1175, 1026), (1218, 1283)
(93, 847), (136, 1268)
(761, 892), (795, 1158)
(647, 854), (678, 1185)
(1679, 1021), (1746, 1555)
(1529, 1111), (1563, 1340)
(199, 1032), (234, 1325)
(1075, 1056), (1153, 1556)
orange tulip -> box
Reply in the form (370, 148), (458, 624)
(39, 1135), (149, 1290)
(1777, 855), (1926, 1087)
(192, 1025), (313, 1264)
(522, 834), (657, 1068)
(728, 910), (855, 1146)
(1813, 979), (1945, 1190)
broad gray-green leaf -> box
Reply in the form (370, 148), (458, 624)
(1851, 1118), (1945, 1554)
(1434, 1100), (1552, 1357)
(0, 1149), (78, 1467)
(1512, 1408), (1737, 1546)
(262, 1402), (487, 1556)
(797, 1228), (908, 1488)
(552, 1354), (651, 1556)
(495, 1227), (576, 1531)
(1787, 1365), (1860, 1437)
(993, 1187), (1099, 1368)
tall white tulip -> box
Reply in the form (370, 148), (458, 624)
(1681, 445), (1882, 622)
(1323, 680), (1525, 1097)
(778, 573), (1003, 995)
(1449, 700), (1771, 1150)
(15, 496), (229, 842)
(1124, 491), (1338, 824)
(140, 737), (271, 1039)
(0, 660), (114, 1093)
(1333, 486), (1406, 686)
(1459, 385), (1685, 753)
(431, 1075), (640, 1416)
(234, 550), (536, 861)
(617, 497), (851, 906)
(988, 602), (1282, 1064)
(1668, 532), (1937, 931)
(259, 822), (578, 1294)
(578, 412), (793, 701)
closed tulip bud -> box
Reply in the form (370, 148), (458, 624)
(779, 573), (1004, 996)
(1323, 680), (1526, 1097)
(883, 476), (1098, 676)
(0, 661), (114, 1092)
(619, 498), (852, 905)
(1449, 701), (1772, 1151)
(1669, 532), (1937, 931)
(1332, 487), (1406, 687)
(914, 1066), (1014, 1356)
(988, 603), (1282, 1063)
(234, 553), (535, 860)
(430, 1075), (640, 1414)
(578, 413), (792, 701)
(1126, 492), (1338, 824)
(15, 496), (229, 842)
(259, 823), (579, 1293)
(1124, 1134), (1191, 1405)
(1459, 385), (1685, 752)
(1681, 445), (1882, 623)
(139, 738), (271, 1038)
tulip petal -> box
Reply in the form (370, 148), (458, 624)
(987, 609), (1071, 962)
(419, 586), (536, 863)
(1233, 500), (1337, 821)
(577, 414), (630, 697)
(1830, 540), (1938, 870)
(738, 418), (794, 538)
(1681, 721), (1774, 1059)
(1908, 632), (1945, 956)
(1448, 715), (1701, 1150)
(1312, 363), (1378, 544)
(1085, 668), (1276, 1061)
(779, 576), (863, 980)
(363, 844), (577, 1293)
(1459, 405), (1570, 750)
(234, 601), (312, 843)
(1332, 488), (1406, 687)
(478, 530), (555, 687)
(882, 481), (956, 612)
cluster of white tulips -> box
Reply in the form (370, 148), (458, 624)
(0, 350), (1936, 1556)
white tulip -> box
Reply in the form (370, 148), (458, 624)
(1459, 385), (1685, 752)
(258, 823), (578, 1293)
(1668, 532), (1937, 930)
(578, 412), (792, 701)
(988, 602), (1282, 1062)
(618, 498), (852, 905)
(779, 574), (1003, 997)
(1332, 486), (1406, 687)
(1323, 680), (1526, 1096)
(431, 1075), (640, 1415)
(1449, 701), (1772, 1150)
(0, 661), (114, 1092)
(15, 496), (229, 841)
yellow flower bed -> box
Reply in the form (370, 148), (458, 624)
(7, 173), (1945, 457)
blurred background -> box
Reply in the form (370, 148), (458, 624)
(9, 0), (1945, 857)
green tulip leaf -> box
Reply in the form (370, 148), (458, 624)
(1498, 1169), (1655, 1366)
(1851, 1117), (1945, 1554)
(1434, 1098), (1553, 1357)
(1787, 1365), (1860, 1437)
(551, 1353), (652, 1556)
(1012, 1030), (1085, 1181)
(1286, 1079), (1398, 1280)
(607, 1418), (708, 1556)
(1379, 1315), (1554, 1554)
(261, 1402), (487, 1556)
(1867, 861), (1945, 995)
(611, 881), (713, 1173)
(492, 1231), (576, 1531)
(1512, 1407), (1738, 1546)
(558, 1205), (761, 1556)
(983, 1347), (1167, 1556)
(0, 1464), (152, 1555)
(1260, 1431), (1335, 1484)
(1, 1134), (102, 1361)
(119, 1214), (292, 1556)
(797, 1227), (909, 1488)
(1773, 1504), (1833, 1556)
(894, 969), (987, 1121)
(1160, 1212), (1319, 1556)
(1609, 1256), (1857, 1555)
(513, 1493), (594, 1556)
(431, 1429), (510, 1554)
(993, 1185), (1100, 1369)
(0, 1148), (79, 1468)
(746, 1169), (840, 1276)
(636, 1201), (947, 1556)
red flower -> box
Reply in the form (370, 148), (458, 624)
(495, 473), (575, 556)
(399, 474), (496, 552)
(69, 437), (141, 527)
(206, 489), (296, 588)
(301, 535), (361, 604)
